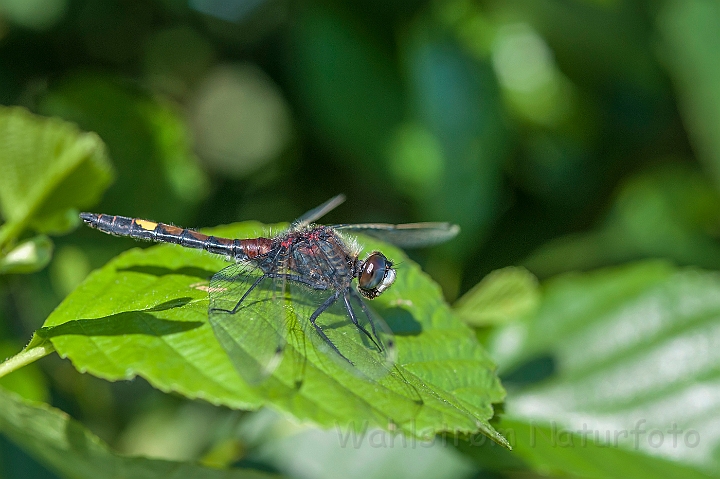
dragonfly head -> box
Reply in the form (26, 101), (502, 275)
(357, 252), (396, 299)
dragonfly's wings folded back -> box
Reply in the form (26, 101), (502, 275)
(334, 222), (459, 248)
(293, 194), (346, 228)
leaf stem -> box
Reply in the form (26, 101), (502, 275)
(0, 216), (30, 250)
(0, 342), (55, 379)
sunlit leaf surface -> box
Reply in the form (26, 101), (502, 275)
(43, 221), (508, 445)
(454, 266), (539, 327)
(0, 106), (113, 244)
(0, 235), (53, 275)
(38, 74), (207, 223)
(488, 261), (720, 478)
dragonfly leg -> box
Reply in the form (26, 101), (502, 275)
(265, 273), (327, 290)
(211, 272), (327, 316)
(350, 289), (388, 352)
(342, 293), (382, 352)
(210, 274), (267, 315)
(308, 293), (352, 365)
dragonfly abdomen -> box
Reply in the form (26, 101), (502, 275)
(79, 213), (270, 259)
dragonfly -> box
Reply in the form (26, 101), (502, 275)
(80, 195), (459, 384)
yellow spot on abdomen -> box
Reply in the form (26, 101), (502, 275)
(135, 219), (158, 230)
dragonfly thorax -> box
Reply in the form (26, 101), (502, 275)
(275, 227), (396, 299)
(281, 226), (358, 290)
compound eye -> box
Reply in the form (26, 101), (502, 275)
(358, 252), (396, 298)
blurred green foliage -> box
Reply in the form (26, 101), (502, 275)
(1, 0), (720, 478)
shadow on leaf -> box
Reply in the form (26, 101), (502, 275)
(500, 354), (556, 386)
(378, 306), (422, 335)
(117, 265), (216, 279)
(38, 298), (203, 338)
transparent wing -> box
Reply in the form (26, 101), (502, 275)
(287, 281), (424, 421)
(334, 222), (459, 248)
(208, 262), (287, 385)
(288, 282), (396, 380)
(292, 194), (346, 228)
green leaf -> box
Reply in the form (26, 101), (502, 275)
(38, 74), (207, 223)
(487, 261), (720, 477)
(467, 418), (715, 479)
(454, 267), (539, 326)
(658, 0), (720, 192)
(0, 235), (53, 275)
(43, 221), (508, 446)
(0, 106), (114, 246)
(0, 386), (275, 479)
